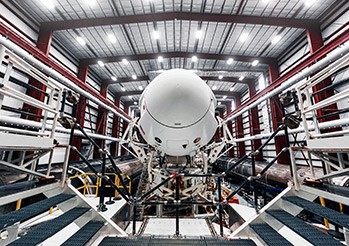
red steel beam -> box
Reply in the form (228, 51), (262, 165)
(110, 96), (121, 156)
(105, 75), (254, 85)
(268, 65), (289, 164)
(70, 63), (89, 161)
(307, 25), (339, 120)
(82, 52), (276, 66)
(224, 26), (349, 121)
(234, 97), (245, 157)
(21, 29), (53, 121)
(41, 12), (317, 31)
(94, 83), (109, 158)
(0, 22), (131, 121)
(248, 84), (263, 161)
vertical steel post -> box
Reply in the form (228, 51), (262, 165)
(133, 200), (137, 235)
(251, 154), (258, 210)
(175, 175), (180, 236)
(98, 153), (107, 212)
(217, 177), (223, 237)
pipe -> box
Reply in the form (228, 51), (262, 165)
(232, 117), (349, 143)
(0, 36), (131, 123)
(0, 115), (120, 142)
(224, 41), (349, 123)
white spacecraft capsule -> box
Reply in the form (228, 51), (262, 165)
(138, 69), (218, 156)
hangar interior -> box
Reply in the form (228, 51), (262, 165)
(0, 0), (349, 245)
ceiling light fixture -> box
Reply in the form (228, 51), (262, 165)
(191, 55), (198, 62)
(111, 76), (117, 81)
(218, 102), (221, 105)
(76, 36), (86, 46)
(195, 30), (203, 39)
(271, 35), (281, 44)
(132, 75), (137, 80)
(252, 60), (259, 66)
(212, 85), (217, 90)
(218, 75), (223, 80)
(153, 31), (160, 39)
(122, 59), (129, 65)
(240, 33), (249, 42)
(227, 58), (234, 65)
(97, 60), (104, 67)
(138, 86), (143, 90)
(86, 0), (97, 6)
(108, 34), (117, 43)
(158, 56), (164, 62)
(230, 86), (235, 91)
(223, 95), (227, 99)
(40, 0), (55, 10)
(134, 101), (137, 105)
(128, 95), (133, 99)
(304, 0), (316, 7)
(121, 86), (126, 92)
(239, 76), (245, 81)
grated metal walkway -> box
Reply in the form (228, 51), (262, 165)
(0, 193), (75, 229)
(267, 210), (343, 246)
(250, 223), (292, 246)
(284, 196), (349, 228)
(9, 207), (89, 246)
(98, 237), (257, 246)
(62, 221), (104, 246)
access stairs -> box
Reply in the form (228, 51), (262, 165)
(231, 185), (349, 245)
(0, 181), (125, 246)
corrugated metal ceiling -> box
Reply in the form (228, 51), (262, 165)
(8, 0), (339, 104)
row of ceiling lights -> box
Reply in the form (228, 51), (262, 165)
(41, 0), (317, 11)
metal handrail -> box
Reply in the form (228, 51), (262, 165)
(69, 172), (131, 197)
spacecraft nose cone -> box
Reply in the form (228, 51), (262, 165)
(144, 69), (213, 128)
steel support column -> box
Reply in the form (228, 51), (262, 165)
(110, 96), (120, 156)
(214, 108), (224, 141)
(121, 105), (129, 156)
(70, 64), (89, 161)
(223, 101), (234, 158)
(94, 83), (108, 158)
(307, 26), (338, 121)
(268, 64), (289, 164)
(248, 84), (263, 161)
(21, 29), (53, 121)
(234, 97), (245, 157)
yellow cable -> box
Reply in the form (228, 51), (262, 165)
(319, 197), (329, 228)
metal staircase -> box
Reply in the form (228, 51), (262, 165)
(231, 185), (349, 245)
(0, 181), (125, 246)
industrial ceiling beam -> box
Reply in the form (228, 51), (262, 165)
(41, 12), (318, 31)
(104, 75), (255, 85)
(116, 90), (240, 98)
(83, 51), (276, 66)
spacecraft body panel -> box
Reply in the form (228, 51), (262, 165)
(138, 69), (218, 156)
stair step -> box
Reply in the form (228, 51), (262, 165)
(9, 207), (89, 246)
(250, 223), (292, 246)
(99, 237), (257, 246)
(284, 196), (349, 228)
(61, 221), (104, 246)
(99, 237), (151, 246)
(204, 238), (257, 245)
(0, 180), (39, 197)
(0, 193), (75, 229)
(267, 210), (343, 246)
